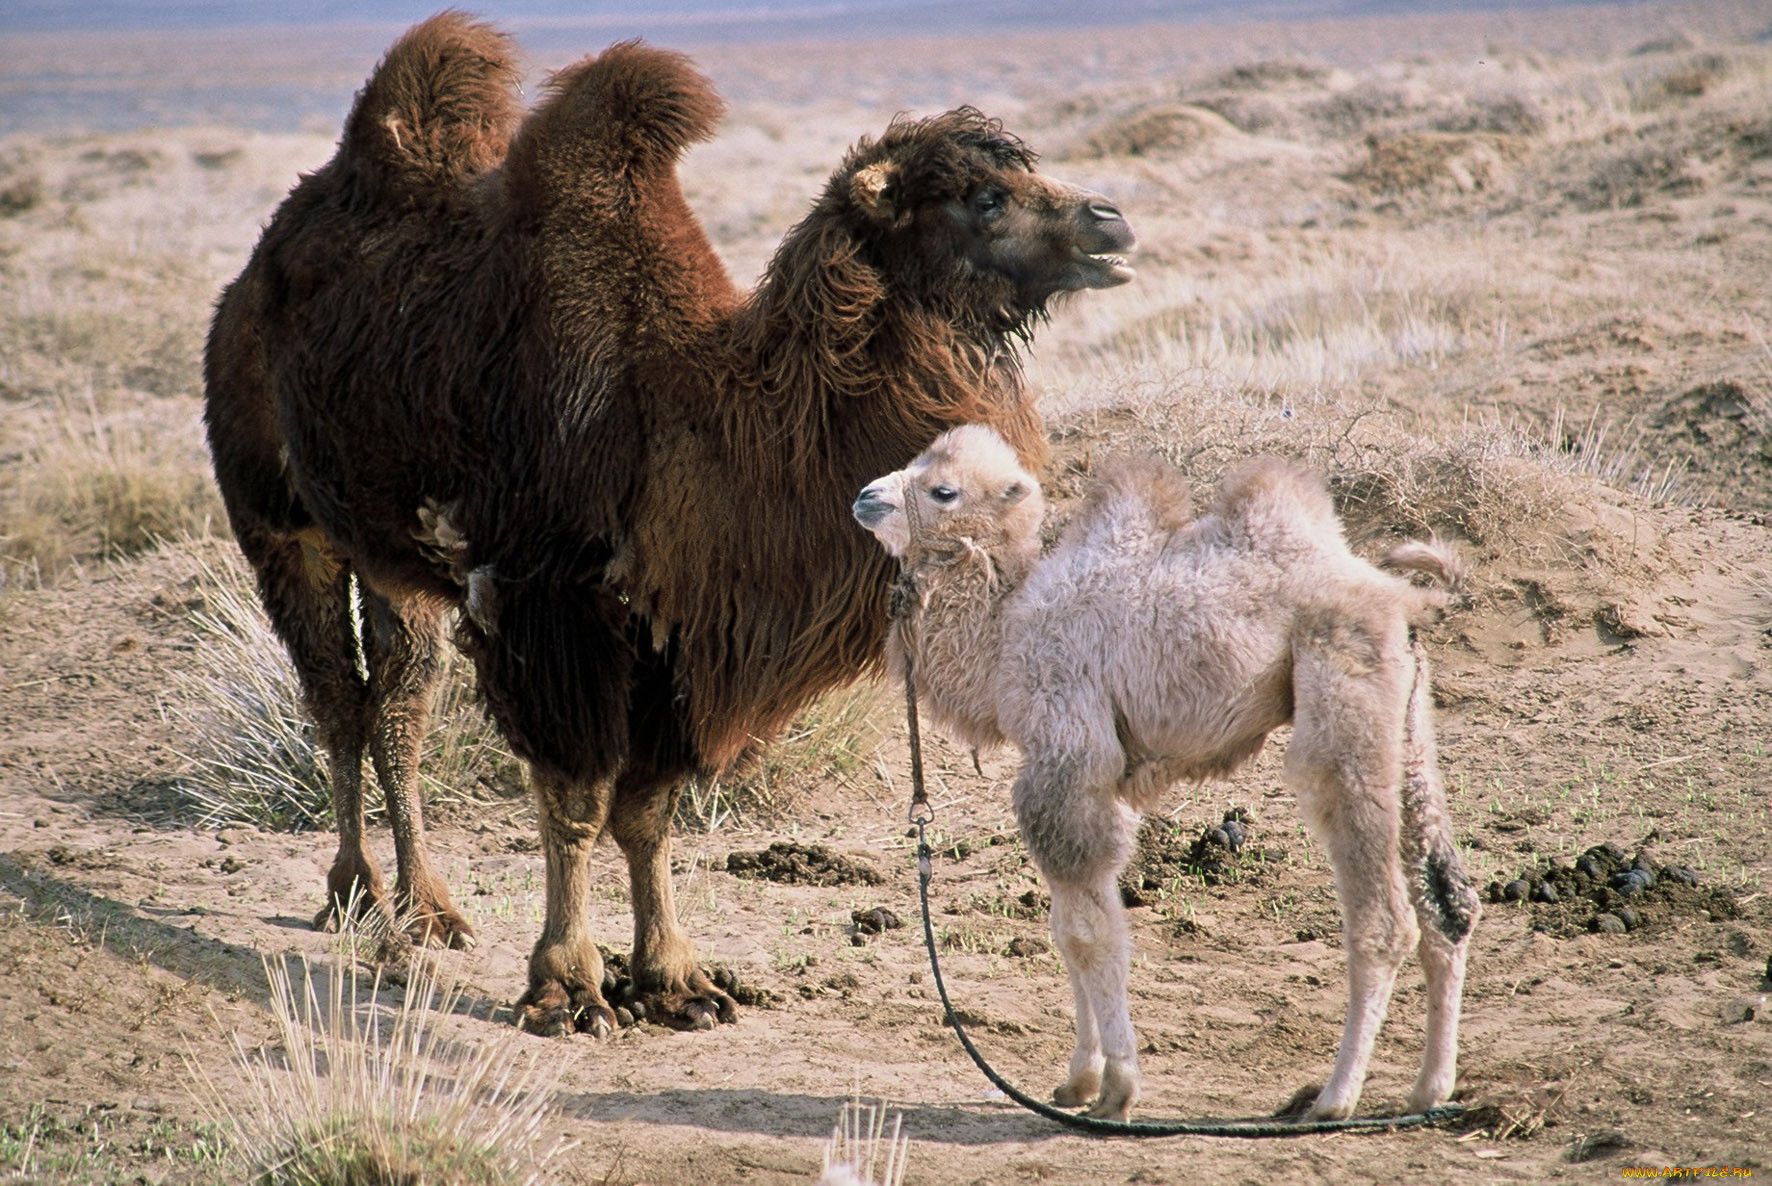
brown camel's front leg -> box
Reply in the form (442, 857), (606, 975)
(363, 588), (474, 949)
(609, 780), (737, 1031)
(516, 770), (618, 1037)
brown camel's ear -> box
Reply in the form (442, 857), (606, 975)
(850, 162), (901, 225)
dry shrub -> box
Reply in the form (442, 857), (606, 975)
(1044, 364), (1684, 629)
(1431, 93), (1546, 137)
(1308, 85), (1408, 136)
(1576, 137), (1711, 209)
(1188, 92), (1284, 135)
(1211, 59), (1326, 91)
(1347, 130), (1522, 195)
(1628, 53), (1733, 111)
(170, 554), (332, 831)
(1069, 104), (1233, 159)
(0, 172), (42, 216)
(678, 681), (887, 831)
(0, 396), (220, 585)
(193, 954), (566, 1185)
(1048, 370), (1553, 549)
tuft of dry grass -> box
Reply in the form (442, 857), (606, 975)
(192, 952), (567, 1186)
(679, 681), (888, 832)
(815, 1096), (911, 1186)
(0, 390), (220, 587)
(1041, 362), (1673, 573)
(1068, 104), (1235, 160)
(169, 553), (332, 831)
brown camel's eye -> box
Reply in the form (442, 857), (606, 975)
(970, 188), (1006, 222)
(930, 485), (959, 504)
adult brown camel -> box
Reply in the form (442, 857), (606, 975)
(203, 12), (1137, 1035)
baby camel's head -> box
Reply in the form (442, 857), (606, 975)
(853, 424), (1045, 562)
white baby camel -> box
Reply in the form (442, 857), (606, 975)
(853, 425), (1477, 1122)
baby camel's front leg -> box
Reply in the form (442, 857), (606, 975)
(1014, 757), (1143, 1120)
(1048, 872), (1140, 1119)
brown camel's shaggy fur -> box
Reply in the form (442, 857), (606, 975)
(203, 13), (1136, 1034)
(854, 426), (1476, 1122)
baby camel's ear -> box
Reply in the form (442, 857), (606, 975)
(850, 162), (901, 225)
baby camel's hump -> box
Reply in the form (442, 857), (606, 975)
(1007, 455), (1379, 780)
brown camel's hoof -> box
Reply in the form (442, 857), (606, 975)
(313, 890), (394, 936)
(621, 968), (739, 1032)
(514, 979), (616, 1038)
(407, 904), (477, 951)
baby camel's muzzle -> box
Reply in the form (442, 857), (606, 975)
(852, 484), (895, 530)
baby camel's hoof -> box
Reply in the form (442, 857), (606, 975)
(1302, 1089), (1357, 1122)
(1083, 1065), (1140, 1121)
(514, 980), (616, 1038)
(1052, 1075), (1100, 1109)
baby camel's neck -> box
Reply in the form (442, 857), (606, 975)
(898, 536), (1034, 752)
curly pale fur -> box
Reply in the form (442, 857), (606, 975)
(856, 426), (1477, 1123)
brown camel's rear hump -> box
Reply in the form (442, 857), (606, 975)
(503, 40), (725, 203)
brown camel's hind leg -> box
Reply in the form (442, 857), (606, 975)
(236, 524), (389, 933)
(516, 770), (618, 1037)
(361, 586), (474, 949)
(607, 772), (737, 1031)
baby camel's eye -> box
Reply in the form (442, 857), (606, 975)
(929, 485), (960, 504)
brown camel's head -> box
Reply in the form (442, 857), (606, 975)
(853, 424), (1046, 566)
(838, 109), (1136, 328)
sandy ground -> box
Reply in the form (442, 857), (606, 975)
(2, 3), (1770, 1182)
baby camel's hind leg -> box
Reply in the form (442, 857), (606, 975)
(1286, 636), (1419, 1121)
(1015, 754), (1142, 1120)
(1397, 642), (1478, 1112)
(361, 586), (474, 949)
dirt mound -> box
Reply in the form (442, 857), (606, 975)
(1347, 130), (1524, 194)
(1649, 379), (1772, 489)
(1484, 841), (1741, 939)
(1068, 103), (1236, 159)
(722, 840), (883, 886)
(1119, 808), (1272, 905)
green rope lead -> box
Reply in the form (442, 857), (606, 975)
(913, 822), (1466, 1139)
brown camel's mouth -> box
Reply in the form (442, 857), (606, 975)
(1075, 247), (1136, 288)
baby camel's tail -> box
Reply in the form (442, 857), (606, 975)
(1381, 536), (1475, 941)
(1380, 536), (1464, 626)
(1380, 538), (1464, 588)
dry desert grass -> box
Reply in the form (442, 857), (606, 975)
(1, 3), (1770, 1183)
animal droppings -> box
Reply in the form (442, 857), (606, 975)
(1487, 842), (1740, 938)
(724, 841), (884, 887)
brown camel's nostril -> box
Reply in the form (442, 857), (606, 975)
(1087, 201), (1124, 223)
